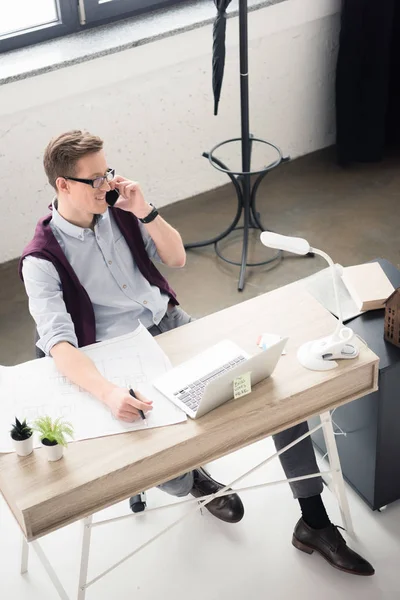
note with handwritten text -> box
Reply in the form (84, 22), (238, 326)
(233, 372), (252, 399)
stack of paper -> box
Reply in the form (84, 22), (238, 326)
(0, 324), (186, 454)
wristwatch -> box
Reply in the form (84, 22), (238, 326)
(139, 203), (159, 224)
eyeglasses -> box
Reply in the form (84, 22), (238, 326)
(62, 168), (115, 189)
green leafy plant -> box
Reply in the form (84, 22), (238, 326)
(33, 416), (74, 447)
(10, 418), (33, 441)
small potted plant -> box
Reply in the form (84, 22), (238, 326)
(33, 416), (74, 462)
(10, 418), (33, 457)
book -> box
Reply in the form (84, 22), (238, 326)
(341, 262), (395, 311)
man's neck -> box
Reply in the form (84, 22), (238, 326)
(56, 197), (94, 230)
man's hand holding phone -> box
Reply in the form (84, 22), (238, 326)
(106, 175), (153, 220)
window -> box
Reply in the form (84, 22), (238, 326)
(0, 0), (187, 54)
(1, 0), (58, 36)
(0, 0), (78, 53)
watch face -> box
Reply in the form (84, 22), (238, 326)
(105, 189), (120, 206)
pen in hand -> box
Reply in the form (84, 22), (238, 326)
(129, 388), (148, 426)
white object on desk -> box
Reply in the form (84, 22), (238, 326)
(44, 443), (64, 462)
(257, 333), (287, 354)
(260, 232), (360, 371)
(153, 338), (287, 419)
(0, 324), (186, 453)
(12, 436), (33, 457)
(303, 264), (364, 322)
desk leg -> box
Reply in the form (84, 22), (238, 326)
(77, 516), (93, 600)
(32, 540), (70, 600)
(321, 411), (354, 536)
(20, 536), (29, 575)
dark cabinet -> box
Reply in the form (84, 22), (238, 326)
(309, 259), (400, 510)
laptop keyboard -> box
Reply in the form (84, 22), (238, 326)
(173, 355), (247, 412)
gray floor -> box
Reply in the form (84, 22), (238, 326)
(1, 147), (400, 366)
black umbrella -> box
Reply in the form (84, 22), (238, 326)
(212, 0), (232, 116)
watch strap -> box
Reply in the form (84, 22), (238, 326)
(139, 204), (159, 224)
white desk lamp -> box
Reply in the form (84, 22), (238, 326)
(260, 232), (359, 371)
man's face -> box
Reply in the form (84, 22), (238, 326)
(59, 150), (111, 216)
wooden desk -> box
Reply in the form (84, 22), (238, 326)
(0, 282), (378, 543)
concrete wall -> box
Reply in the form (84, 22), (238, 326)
(0, 0), (341, 262)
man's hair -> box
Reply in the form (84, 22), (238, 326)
(43, 130), (104, 189)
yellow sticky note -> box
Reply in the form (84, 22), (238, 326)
(233, 372), (252, 399)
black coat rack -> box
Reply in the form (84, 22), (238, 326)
(184, 0), (292, 291)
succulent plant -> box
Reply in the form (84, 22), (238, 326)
(10, 418), (33, 442)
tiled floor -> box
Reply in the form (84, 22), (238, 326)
(1, 148), (400, 599)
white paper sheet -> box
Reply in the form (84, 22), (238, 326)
(0, 323), (186, 453)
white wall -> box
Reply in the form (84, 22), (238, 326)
(0, 0), (341, 263)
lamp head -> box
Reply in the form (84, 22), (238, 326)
(260, 232), (311, 256)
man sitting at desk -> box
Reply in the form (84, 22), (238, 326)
(20, 130), (374, 575)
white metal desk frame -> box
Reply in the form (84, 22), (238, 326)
(19, 410), (352, 600)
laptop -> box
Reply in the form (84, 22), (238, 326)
(153, 337), (288, 419)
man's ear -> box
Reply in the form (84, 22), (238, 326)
(56, 177), (69, 194)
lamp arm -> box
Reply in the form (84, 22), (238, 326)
(310, 247), (343, 328)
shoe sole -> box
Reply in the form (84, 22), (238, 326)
(292, 535), (375, 577)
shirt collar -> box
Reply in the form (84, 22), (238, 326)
(51, 199), (108, 240)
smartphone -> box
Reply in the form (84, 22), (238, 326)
(105, 189), (120, 207)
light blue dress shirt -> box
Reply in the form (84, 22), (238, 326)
(22, 203), (169, 355)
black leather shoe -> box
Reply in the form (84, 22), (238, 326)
(190, 468), (244, 523)
(292, 519), (375, 576)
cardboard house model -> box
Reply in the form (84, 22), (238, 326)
(384, 288), (400, 348)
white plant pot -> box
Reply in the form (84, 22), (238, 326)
(12, 436), (33, 457)
(43, 442), (64, 462)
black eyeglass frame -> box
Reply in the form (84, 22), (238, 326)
(62, 168), (115, 189)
